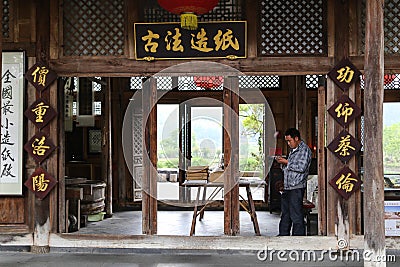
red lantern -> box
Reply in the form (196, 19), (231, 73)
(157, 0), (219, 30)
(194, 76), (223, 89)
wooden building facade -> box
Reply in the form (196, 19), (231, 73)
(0, 0), (398, 259)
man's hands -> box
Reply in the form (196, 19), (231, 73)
(275, 155), (288, 165)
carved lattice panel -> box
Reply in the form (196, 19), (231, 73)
(239, 75), (280, 90)
(130, 77), (144, 90)
(306, 75), (324, 90)
(360, 0), (400, 55)
(133, 115), (143, 155)
(133, 113), (143, 201)
(63, 0), (125, 56)
(130, 76), (281, 90)
(259, 0), (327, 56)
(143, 0), (243, 23)
(360, 74), (400, 90)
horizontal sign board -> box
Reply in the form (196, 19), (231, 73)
(134, 21), (247, 61)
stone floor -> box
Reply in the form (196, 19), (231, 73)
(75, 210), (282, 236)
(3, 251), (390, 267)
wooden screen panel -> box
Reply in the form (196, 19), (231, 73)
(0, 197), (25, 224)
(62, 0), (125, 56)
(259, 0), (327, 56)
(360, 0), (400, 55)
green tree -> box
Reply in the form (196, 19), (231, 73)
(159, 129), (179, 159)
(383, 122), (400, 173)
(239, 104), (264, 171)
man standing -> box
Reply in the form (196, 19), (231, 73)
(275, 128), (312, 236)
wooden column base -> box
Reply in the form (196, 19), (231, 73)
(31, 245), (50, 254)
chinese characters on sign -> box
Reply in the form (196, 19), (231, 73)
(327, 57), (363, 200)
(329, 166), (362, 200)
(0, 52), (25, 195)
(328, 94), (362, 127)
(24, 132), (56, 164)
(24, 98), (57, 129)
(327, 130), (362, 163)
(134, 21), (246, 60)
(24, 167), (57, 200)
(23, 61), (58, 198)
(25, 62), (57, 92)
(327, 58), (361, 91)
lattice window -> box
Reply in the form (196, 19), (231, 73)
(93, 77), (103, 116)
(158, 77), (173, 90)
(71, 77), (103, 115)
(2, 0), (11, 40)
(94, 102), (102, 116)
(305, 75), (325, 90)
(72, 102), (77, 116)
(360, 116), (364, 152)
(143, 0), (244, 23)
(93, 77), (102, 92)
(239, 75), (280, 89)
(360, 74), (400, 90)
(178, 76), (224, 90)
(130, 77), (144, 90)
(259, 0), (327, 56)
(133, 113), (143, 201)
(130, 75), (280, 90)
(360, 0), (400, 55)
(384, 0), (400, 54)
(306, 75), (318, 89)
(133, 116), (143, 155)
(63, 0), (125, 56)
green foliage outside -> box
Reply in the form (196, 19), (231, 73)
(239, 104), (264, 172)
(157, 104), (265, 172)
(158, 129), (221, 168)
(158, 105), (400, 177)
(383, 122), (400, 174)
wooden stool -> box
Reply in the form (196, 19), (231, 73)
(303, 200), (315, 236)
(65, 187), (83, 232)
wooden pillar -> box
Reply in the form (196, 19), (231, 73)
(363, 0), (386, 265)
(245, 0), (258, 58)
(31, 0), (57, 253)
(142, 77), (157, 234)
(49, 0), (66, 234)
(223, 77), (240, 235)
(326, 0), (345, 237)
(0, 0), (2, 95)
(326, 0), (360, 246)
(112, 78), (128, 207)
(177, 76), (190, 202)
(324, 0), (363, 244)
(104, 77), (113, 216)
(285, 76), (298, 132)
(126, 0), (139, 59)
(295, 76), (307, 140)
(317, 78), (327, 235)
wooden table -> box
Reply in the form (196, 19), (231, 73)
(183, 179), (265, 236)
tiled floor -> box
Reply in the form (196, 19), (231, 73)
(76, 210), (281, 236)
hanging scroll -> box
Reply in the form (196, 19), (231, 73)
(0, 52), (25, 195)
